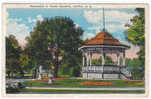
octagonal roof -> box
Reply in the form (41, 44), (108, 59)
(84, 31), (129, 47)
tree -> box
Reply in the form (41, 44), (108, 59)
(125, 8), (145, 79)
(58, 52), (82, 77)
(26, 17), (83, 77)
(6, 35), (22, 78)
(125, 58), (143, 79)
(19, 52), (30, 75)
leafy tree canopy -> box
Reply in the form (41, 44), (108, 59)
(125, 58), (144, 80)
(6, 35), (22, 77)
(125, 8), (145, 79)
(26, 17), (83, 77)
(125, 8), (145, 46)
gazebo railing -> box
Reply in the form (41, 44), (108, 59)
(82, 64), (121, 73)
(82, 65), (131, 78)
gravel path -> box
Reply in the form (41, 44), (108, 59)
(6, 79), (34, 83)
(25, 87), (145, 90)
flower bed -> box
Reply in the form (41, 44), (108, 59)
(124, 79), (143, 82)
(53, 78), (68, 80)
(34, 79), (49, 82)
(80, 81), (113, 86)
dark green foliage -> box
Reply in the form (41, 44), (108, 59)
(6, 82), (25, 93)
(125, 8), (145, 79)
(126, 59), (144, 80)
(125, 8), (145, 45)
(26, 17), (83, 77)
(19, 88), (145, 94)
(6, 35), (22, 78)
(19, 52), (31, 73)
(105, 56), (113, 64)
(6, 87), (20, 93)
(6, 35), (31, 78)
(58, 52), (82, 77)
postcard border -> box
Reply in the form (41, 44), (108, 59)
(1, 3), (150, 98)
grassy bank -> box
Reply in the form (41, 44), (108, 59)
(16, 88), (144, 94)
(22, 79), (144, 88)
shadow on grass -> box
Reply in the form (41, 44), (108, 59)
(10, 88), (145, 94)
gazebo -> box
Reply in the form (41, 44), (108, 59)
(79, 31), (132, 79)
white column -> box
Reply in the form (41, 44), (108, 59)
(101, 53), (105, 65)
(82, 53), (85, 67)
(88, 51), (90, 66)
(86, 52), (89, 67)
(86, 51), (89, 72)
(122, 51), (126, 66)
(90, 52), (92, 66)
(117, 52), (120, 66)
(101, 51), (105, 79)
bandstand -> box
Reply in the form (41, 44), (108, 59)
(79, 31), (132, 79)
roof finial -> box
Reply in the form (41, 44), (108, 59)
(102, 8), (105, 32)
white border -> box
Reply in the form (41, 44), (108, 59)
(0, 1), (150, 99)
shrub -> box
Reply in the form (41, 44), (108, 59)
(6, 82), (25, 93)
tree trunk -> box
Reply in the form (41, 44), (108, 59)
(34, 69), (37, 79)
(54, 52), (59, 78)
(7, 71), (10, 79)
(54, 64), (59, 78)
(21, 72), (24, 78)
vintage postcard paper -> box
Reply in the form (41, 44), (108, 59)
(2, 3), (149, 97)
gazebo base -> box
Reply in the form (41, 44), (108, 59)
(82, 73), (127, 80)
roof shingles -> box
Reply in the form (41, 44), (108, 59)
(85, 31), (128, 47)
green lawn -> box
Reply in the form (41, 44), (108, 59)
(6, 79), (145, 94)
(22, 79), (144, 88)
(18, 88), (145, 94)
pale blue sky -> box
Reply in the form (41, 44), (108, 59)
(6, 8), (138, 47)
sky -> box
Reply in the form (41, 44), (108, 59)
(6, 8), (140, 59)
